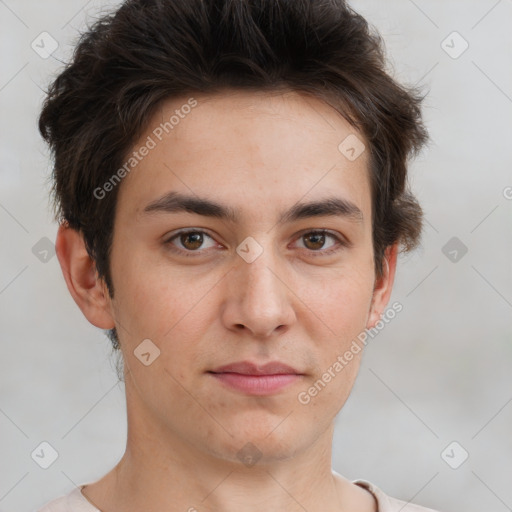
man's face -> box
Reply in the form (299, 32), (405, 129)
(105, 89), (389, 463)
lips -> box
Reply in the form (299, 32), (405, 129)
(208, 361), (303, 395)
(210, 361), (301, 376)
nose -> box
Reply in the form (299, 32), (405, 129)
(220, 244), (296, 339)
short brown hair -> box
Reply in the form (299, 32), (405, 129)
(39, 0), (428, 351)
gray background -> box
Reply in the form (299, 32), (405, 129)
(1, 1), (511, 511)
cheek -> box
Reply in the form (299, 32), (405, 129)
(295, 262), (374, 412)
(110, 247), (204, 337)
(296, 352), (362, 429)
(301, 264), (375, 342)
(111, 255), (224, 388)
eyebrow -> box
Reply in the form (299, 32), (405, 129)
(142, 191), (363, 224)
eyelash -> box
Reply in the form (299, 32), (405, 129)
(164, 229), (348, 257)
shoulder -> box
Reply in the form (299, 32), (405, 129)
(353, 479), (442, 512)
(37, 493), (68, 512)
(36, 486), (99, 512)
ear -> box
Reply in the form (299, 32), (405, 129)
(55, 223), (115, 330)
(366, 243), (398, 329)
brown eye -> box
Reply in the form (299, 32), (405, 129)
(165, 229), (217, 255)
(303, 232), (327, 250)
(179, 232), (204, 250)
(294, 230), (347, 256)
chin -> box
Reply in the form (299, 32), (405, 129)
(203, 415), (313, 466)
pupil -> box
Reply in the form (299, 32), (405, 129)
(306, 233), (324, 250)
(182, 232), (203, 250)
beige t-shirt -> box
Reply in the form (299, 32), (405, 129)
(36, 480), (441, 511)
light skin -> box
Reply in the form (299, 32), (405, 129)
(56, 89), (398, 512)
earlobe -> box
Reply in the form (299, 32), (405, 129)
(366, 243), (398, 330)
(55, 223), (115, 330)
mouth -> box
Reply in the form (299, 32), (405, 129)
(208, 361), (304, 396)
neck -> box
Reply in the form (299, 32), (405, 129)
(82, 378), (376, 512)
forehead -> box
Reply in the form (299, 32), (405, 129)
(116, 89), (372, 223)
